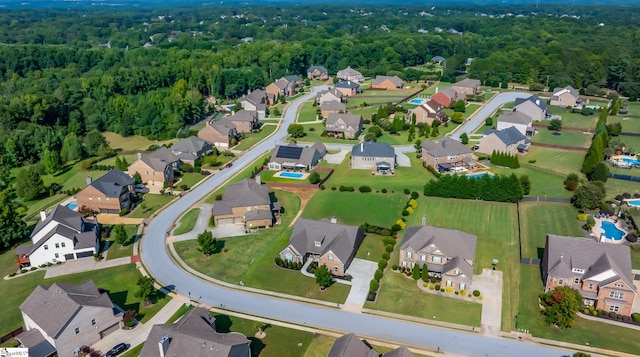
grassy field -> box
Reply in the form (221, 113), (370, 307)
(354, 234), (386, 262)
(615, 134), (640, 153)
(23, 194), (69, 223)
(422, 82), (452, 96)
(365, 271), (482, 326)
(95, 154), (139, 167)
(523, 147), (586, 177)
(608, 103), (640, 133)
(0, 263), (170, 336)
(548, 106), (598, 130)
(103, 131), (175, 152)
(531, 129), (591, 148)
(174, 208), (200, 235)
(234, 125), (277, 151)
(518, 265), (640, 355)
(298, 100), (319, 123)
(489, 163), (573, 199)
(104, 224), (138, 260)
(129, 194), (175, 218)
(518, 202), (583, 259)
(175, 190), (350, 303)
(175, 172), (208, 190)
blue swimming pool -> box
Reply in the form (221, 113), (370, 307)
(467, 173), (494, 179)
(601, 221), (625, 241)
(622, 157), (640, 165)
(279, 172), (304, 179)
(66, 201), (78, 210)
(408, 98), (426, 105)
(628, 199), (640, 207)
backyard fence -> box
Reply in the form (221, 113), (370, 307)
(0, 327), (24, 344)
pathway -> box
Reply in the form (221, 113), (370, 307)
(472, 269), (503, 337)
(44, 256), (132, 279)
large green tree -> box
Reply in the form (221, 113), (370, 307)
(15, 167), (44, 201)
(135, 276), (156, 303)
(287, 124), (305, 138)
(196, 230), (217, 255)
(315, 264), (333, 288)
(61, 133), (84, 163)
(112, 224), (128, 245)
(539, 286), (583, 328)
(571, 181), (606, 210)
(0, 190), (29, 249)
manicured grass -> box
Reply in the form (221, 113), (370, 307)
(488, 164), (573, 199)
(0, 263), (170, 336)
(548, 106), (599, 130)
(298, 100), (319, 123)
(523, 147), (586, 177)
(103, 131), (175, 152)
(104, 224), (138, 260)
(234, 125), (277, 151)
(631, 247), (640, 270)
(608, 103), (640, 134)
(165, 303), (194, 323)
(531, 129), (591, 148)
(175, 172), (208, 190)
(176, 191), (350, 303)
(22, 193), (69, 223)
(518, 264), (640, 355)
(95, 154), (139, 167)
(129, 194), (175, 218)
(204, 152), (272, 204)
(355, 234), (386, 262)
(602, 176), (640, 201)
(121, 344), (144, 357)
(174, 208), (200, 235)
(518, 202), (583, 259)
(365, 272), (482, 326)
(615, 134), (640, 153)
(422, 82), (452, 96)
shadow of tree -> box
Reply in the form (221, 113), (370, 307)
(249, 337), (266, 356)
(211, 314), (233, 333)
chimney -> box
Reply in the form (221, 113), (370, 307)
(435, 87), (438, 93)
(158, 336), (170, 357)
(330, 216), (337, 224)
(86, 176), (92, 186)
(360, 142), (364, 152)
(255, 174), (261, 185)
(137, 152), (143, 160)
(40, 210), (47, 222)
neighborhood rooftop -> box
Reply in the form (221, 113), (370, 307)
(421, 138), (472, 156)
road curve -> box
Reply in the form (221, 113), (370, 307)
(141, 89), (570, 357)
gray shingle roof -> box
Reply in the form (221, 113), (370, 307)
(271, 142), (326, 168)
(327, 333), (378, 357)
(326, 113), (362, 128)
(322, 101), (346, 111)
(227, 110), (258, 123)
(351, 141), (395, 158)
(383, 347), (417, 357)
(284, 75), (302, 83)
(16, 328), (56, 357)
(453, 78), (481, 89)
(337, 67), (362, 76)
(88, 169), (133, 198)
(211, 118), (236, 136)
(173, 136), (210, 154)
(140, 148), (181, 172)
(31, 205), (87, 238)
(139, 307), (250, 357)
(401, 225), (477, 263)
(20, 281), (115, 339)
(213, 178), (271, 216)
(307, 65), (328, 74)
(515, 95), (548, 111)
(552, 86), (579, 98)
(431, 56), (446, 62)
(485, 126), (526, 146)
(498, 111), (533, 125)
(420, 138), (472, 157)
(335, 80), (360, 89)
(439, 87), (465, 101)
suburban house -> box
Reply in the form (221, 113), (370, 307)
(139, 307), (250, 357)
(321, 100), (347, 118)
(477, 127), (530, 155)
(19, 280), (122, 357)
(421, 138), (476, 173)
(497, 111), (534, 136)
(431, 87), (466, 107)
(383, 347), (417, 357)
(268, 141), (326, 171)
(350, 141), (396, 172)
(198, 118), (238, 149)
(400, 225), (477, 291)
(325, 113), (363, 139)
(279, 218), (365, 276)
(16, 205), (99, 268)
(128, 148), (182, 191)
(514, 95), (549, 121)
(408, 100), (446, 126)
(431, 55), (446, 64)
(212, 178), (276, 228)
(316, 88), (345, 105)
(542, 235), (637, 316)
(550, 86), (582, 108)
(336, 67), (364, 83)
(227, 110), (259, 134)
(307, 65), (329, 80)
(172, 136), (213, 164)
(451, 78), (481, 95)
(327, 333), (416, 357)
(334, 80), (360, 97)
(239, 89), (273, 119)
(76, 168), (134, 214)
(266, 75), (303, 98)
(371, 75), (404, 90)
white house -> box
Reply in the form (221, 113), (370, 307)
(497, 111), (534, 136)
(16, 205), (99, 268)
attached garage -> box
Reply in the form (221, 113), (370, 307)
(64, 253), (75, 260)
(76, 251), (94, 259)
(99, 322), (120, 338)
(216, 217), (234, 225)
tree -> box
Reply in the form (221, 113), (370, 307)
(112, 224), (128, 245)
(452, 100), (466, 113)
(0, 190), (29, 249)
(587, 162), (609, 183)
(421, 263), (429, 281)
(196, 230), (217, 255)
(460, 132), (469, 144)
(135, 276), (156, 303)
(287, 124), (305, 138)
(133, 172), (142, 184)
(84, 130), (109, 156)
(485, 117), (493, 126)
(412, 266), (421, 280)
(539, 286), (582, 328)
(308, 171), (320, 184)
(414, 139), (422, 152)
(450, 112), (465, 124)
(15, 167), (44, 201)
(314, 264), (333, 288)
(571, 181), (606, 210)
(520, 175), (531, 195)
(61, 133), (84, 163)
(42, 148), (61, 175)
(548, 119), (562, 131)
(564, 173), (580, 191)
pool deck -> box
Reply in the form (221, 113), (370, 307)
(592, 216), (627, 244)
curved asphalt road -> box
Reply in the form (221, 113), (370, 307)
(141, 89), (569, 357)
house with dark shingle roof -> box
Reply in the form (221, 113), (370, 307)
(420, 138), (475, 173)
(316, 88), (345, 105)
(325, 113), (362, 139)
(321, 100), (347, 118)
(76, 169), (134, 214)
(334, 80), (361, 97)
(16, 205), (99, 268)
(128, 148), (182, 192)
(266, 75), (303, 98)
(336, 67), (364, 83)
(452, 78), (481, 95)
(478, 126), (530, 155)
(279, 218), (365, 276)
(371, 75), (404, 90)
(239, 89), (272, 119)
(198, 118), (239, 150)
(542, 235), (637, 316)
(227, 110), (259, 134)
(307, 65), (328, 80)
(431, 55), (446, 64)
(497, 111), (534, 136)
(18, 280), (122, 357)
(400, 226), (477, 291)
(550, 86), (582, 108)
(514, 95), (549, 121)
(408, 100), (446, 126)
(350, 141), (396, 172)
(327, 333), (378, 357)
(172, 136), (213, 164)
(268, 141), (326, 171)
(212, 178), (276, 228)
(139, 307), (250, 357)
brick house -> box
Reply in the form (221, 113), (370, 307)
(171, 136), (213, 164)
(266, 75), (303, 98)
(408, 100), (446, 126)
(336, 67), (364, 83)
(316, 88), (345, 105)
(431, 87), (466, 108)
(212, 178), (276, 229)
(76, 169), (134, 214)
(549, 86), (582, 108)
(451, 78), (481, 95)
(421, 138), (475, 173)
(239, 89), (273, 119)
(127, 148), (182, 191)
(350, 141), (396, 172)
(477, 127), (530, 155)
(198, 118), (238, 149)
(371, 75), (404, 90)
(307, 65), (328, 80)
(514, 95), (549, 121)
(325, 113), (363, 139)
(227, 110), (259, 134)
(321, 100), (347, 118)
(334, 80), (360, 97)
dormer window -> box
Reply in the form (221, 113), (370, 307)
(572, 268), (584, 274)
(314, 241), (321, 247)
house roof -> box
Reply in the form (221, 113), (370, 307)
(30, 205), (90, 239)
(335, 80), (360, 89)
(552, 86), (579, 98)
(211, 118), (237, 137)
(20, 281), (115, 339)
(285, 218), (364, 266)
(86, 168), (133, 198)
(421, 100), (443, 114)
(351, 141), (395, 158)
(307, 65), (328, 74)
(283, 75), (302, 83)
(16, 328), (56, 357)
(544, 235), (635, 291)
(440, 87), (465, 101)
(137, 148), (181, 172)
(372, 75), (404, 87)
(244, 89), (268, 104)
(271, 141), (326, 168)
(173, 136), (211, 154)
(453, 78), (481, 89)
(498, 111), (533, 125)
(401, 225), (477, 263)
(515, 95), (548, 111)
(227, 110), (258, 123)
(338, 67), (363, 76)
(139, 307), (250, 357)
(431, 56), (446, 62)
(327, 333), (378, 357)
(321, 100), (346, 111)
(213, 178), (271, 216)
(326, 113), (362, 128)
(483, 126), (526, 146)
(383, 347), (417, 357)
(421, 138), (472, 157)
(317, 88), (344, 100)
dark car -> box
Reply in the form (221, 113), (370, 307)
(225, 162), (233, 168)
(105, 343), (128, 357)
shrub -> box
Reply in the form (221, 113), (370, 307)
(47, 262), (52, 267)
(528, 159), (537, 164)
(473, 290), (481, 297)
(369, 279), (379, 292)
(379, 229), (391, 236)
(411, 191), (419, 199)
(308, 171), (321, 184)
(577, 213), (587, 221)
(392, 264), (399, 271)
(402, 210), (409, 216)
(381, 252), (390, 260)
(408, 199), (418, 209)
(339, 185), (355, 192)
(374, 269), (384, 280)
(404, 188), (410, 194)
(405, 207), (414, 215)
(331, 186), (336, 190)
(395, 220), (406, 230)
(119, 208), (128, 216)
(385, 244), (394, 253)
(430, 277), (436, 283)
(381, 188), (387, 193)
(440, 289), (445, 292)
(21, 269), (27, 273)
(460, 289), (466, 296)
(378, 259), (388, 270)
(435, 284), (441, 290)
(445, 286), (453, 293)
(320, 184), (325, 190)
(359, 185), (372, 193)
(30, 266), (37, 271)
(9, 272), (16, 277)
(632, 313), (640, 323)
(455, 291), (459, 295)
(429, 284), (435, 290)
(423, 282), (429, 287)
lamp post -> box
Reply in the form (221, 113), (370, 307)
(515, 312), (521, 330)
(492, 259), (499, 271)
(188, 291), (191, 307)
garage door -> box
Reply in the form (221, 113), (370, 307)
(233, 217), (244, 224)
(64, 254), (75, 260)
(217, 218), (234, 225)
(76, 251), (94, 259)
(99, 323), (120, 338)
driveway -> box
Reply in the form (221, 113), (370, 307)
(471, 268), (503, 337)
(342, 258), (377, 313)
(324, 150), (349, 164)
(210, 224), (247, 239)
(395, 150), (411, 167)
(44, 256), (132, 279)
(172, 203), (213, 241)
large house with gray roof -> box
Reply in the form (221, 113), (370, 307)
(268, 141), (326, 171)
(497, 111), (534, 136)
(477, 126), (530, 155)
(542, 235), (637, 316)
(139, 307), (250, 357)
(172, 136), (213, 164)
(350, 141), (396, 172)
(334, 80), (361, 97)
(321, 100), (347, 118)
(400, 225), (477, 291)
(325, 113), (363, 139)
(316, 88), (345, 105)
(128, 148), (182, 192)
(327, 333), (415, 357)
(227, 110), (259, 134)
(336, 67), (364, 83)
(212, 178), (277, 228)
(452, 78), (481, 95)
(16, 205), (99, 268)
(371, 75), (404, 90)
(198, 117), (239, 149)
(514, 95), (549, 121)
(19, 280), (122, 357)
(307, 65), (329, 80)
(279, 218), (365, 276)
(550, 86), (582, 108)
(239, 89), (273, 119)
(420, 138), (476, 173)
(76, 168), (134, 214)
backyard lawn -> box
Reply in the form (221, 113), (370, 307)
(95, 154), (139, 167)
(129, 194), (175, 218)
(297, 100), (319, 123)
(548, 106), (599, 130)
(518, 202), (583, 259)
(103, 131), (175, 152)
(531, 129), (591, 148)
(175, 172), (208, 190)
(488, 163), (573, 199)
(174, 208), (200, 235)
(608, 102), (640, 134)
(234, 125), (277, 151)
(523, 147), (586, 176)
(104, 224), (138, 260)
(354, 234), (386, 262)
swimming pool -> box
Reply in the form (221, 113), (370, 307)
(622, 157), (640, 165)
(628, 199), (640, 207)
(279, 172), (304, 179)
(601, 221), (625, 241)
(408, 98), (427, 105)
(467, 172), (494, 179)
(66, 201), (78, 210)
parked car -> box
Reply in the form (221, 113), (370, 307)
(105, 343), (128, 357)
(225, 162), (233, 168)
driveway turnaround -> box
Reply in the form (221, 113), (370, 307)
(140, 89), (571, 357)
(323, 150), (349, 164)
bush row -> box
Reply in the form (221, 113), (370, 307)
(274, 257), (302, 270)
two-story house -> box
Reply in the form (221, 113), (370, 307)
(128, 148), (182, 192)
(550, 86), (582, 108)
(497, 111), (534, 136)
(227, 110), (259, 134)
(514, 95), (549, 121)
(266, 75), (303, 98)
(171, 136), (213, 164)
(336, 67), (364, 83)
(542, 234), (637, 316)
(212, 178), (276, 229)
(408, 100), (446, 126)
(371, 75), (404, 90)
(451, 78), (481, 95)
(325, 113), (363, 139)
(431, 87), (466, 108)
(316, 88), (345, 105)
(350, 141), (396, 172)
(334, 80), (360, 97)
(239, 89), (273, 119)
(477, 127), (530, 155)
(421, 138), (476, 173)
(198, 118), (239, 149)
(307, 65), (328, 80)
(321, 101), (347, 118)
(268, 141), (326, 171)
(399, 225), (477, 291)
(76, 169), (134, 214)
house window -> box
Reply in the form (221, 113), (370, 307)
(558, 279), (563, 285)
(55, 253), (59, 259)
(285, 253), (293, 261)
(421, 254), (426, 261)
(609, 305), (620, 312)
(446, 280), (452, 287)
(314, 241), (321, 247)
(44, 245), (48, 250)
(55, 243), (60, 249)
(75, 327), (80, 334)
(328, 255), (333, 262)
(406, 252), (412, 258)
(609, 291), (624, 299)
(333, 267), (338, 273)
(61, 242), (65, 248)
(106, 197), (109, 201)
(432, 256), (442, 263)
(574, 278), (580, 284)
(89, 196), (92, 200)
(460, 282), (466, 290)
(588, 283), (593, 290)
(91, 318), (96, 326)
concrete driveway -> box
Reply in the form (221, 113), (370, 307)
(324, 150), (349, 164)
(342, 258), (377, 313)
(471, 268), (503, 337)
(395, 150), (411, 167)
(210, 224), (247, 239)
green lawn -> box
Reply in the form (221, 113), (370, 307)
(0, 263), (170, 336)
(121, 344), (144, 357)
(176, 190), (350, 303)
(22, 193), (69, 223)
(355, 234), (386, 262)
(103, 131), (175, 152)
(297, 123), (359, 145)
(608, 103), (640, 134)
(365, 272), (482, 326)
(95, 154), (139, 167)
(234, 125), (277, 151)
(204, 153), (272, 204)
(518, 265), (640, 355)
(523, 147), (586, 177)
(104, 224), (138, 260)
(548, 106), (599, 130)
(531, 129), (591, 148)
(631, 243), (640, 270)
(298, 100), (319, 123)
(422, 82), (452, 96)
(129, 194), (175, 218)
(489, 163), (573, 199)
(615, 134), (640, 153)
(174, 208), (200, 235)
(518, 202), (583, 259)
(166, 304), (194, 323)
(602, 175), (640, 201)
(175, 172), (208, 190)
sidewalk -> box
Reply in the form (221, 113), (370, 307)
(44, 256), (132, 279)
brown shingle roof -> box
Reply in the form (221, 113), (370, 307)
(327, 333), (378, 357)
(213, 178), (271, 216)
(420, 138), (472, 157)
(139, 148), (180, 172)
